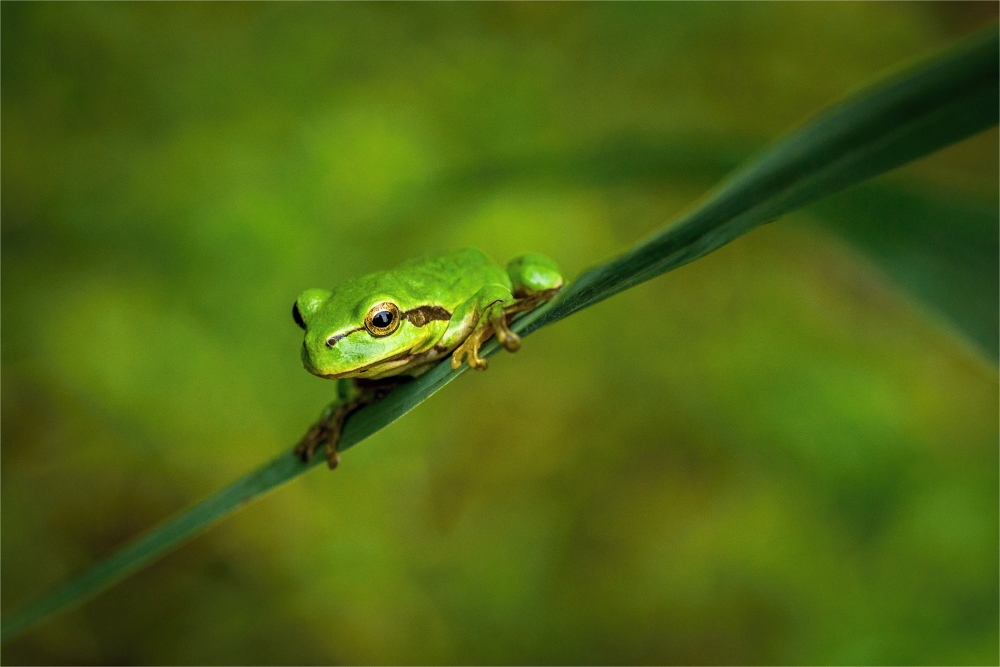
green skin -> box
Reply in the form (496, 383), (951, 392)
(293, 248), (563, 468)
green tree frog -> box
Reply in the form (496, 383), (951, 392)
(292, 247), (563, 469)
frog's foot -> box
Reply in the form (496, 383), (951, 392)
(451, 322), (494, 371)
(294, 377), (411, 470)
(509, 286), (561, 311)
(493, 286), (561, 348)
(451, 287), (565, 370)
(294, 402), (353, 469)
(490, 304), (521, 353)
(451, 299), (525, 370)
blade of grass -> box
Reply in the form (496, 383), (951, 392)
(3, 26), (996, 644)
(813, 182), (999, 359)
(525, 28), (999, 332)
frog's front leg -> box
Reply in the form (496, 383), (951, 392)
(446, 284), (516, 371)
(294, 378), (359, 469)
(448, 254), (563, 372)
(445, 253), (563, 370)
(294, 377), (409, 469)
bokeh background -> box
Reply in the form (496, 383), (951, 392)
(2, 3), (997, 665)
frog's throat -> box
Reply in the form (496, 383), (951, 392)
(314, 347), (411, 379)
(318, 341), (454, 380)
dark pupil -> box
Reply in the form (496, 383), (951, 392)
(372, 310), (393, 328)
(292, 303), (306, 330)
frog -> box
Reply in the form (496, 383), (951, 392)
(292, 247), (563, 469)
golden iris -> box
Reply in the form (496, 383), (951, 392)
(364, 302), (401, 337)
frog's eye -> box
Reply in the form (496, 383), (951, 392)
(292, 302), (306, 330)
(364, 302), (401, 337)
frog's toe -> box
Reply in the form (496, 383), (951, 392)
(324, 442), (341, 470)
(496, 329), (521, 353)
(296, 402), (349, 466)
(490, 311), (521, 352)
(452, 328), (491, 371)
(294, 422), (325, 462)
(451, 344), (488, 371)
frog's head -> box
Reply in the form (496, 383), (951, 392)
(293, 283), (446, 379)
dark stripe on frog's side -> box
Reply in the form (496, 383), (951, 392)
(404, 305), (451, 327)
(324, 305), (451, 348)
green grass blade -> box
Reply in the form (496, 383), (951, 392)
(3, 26), (996, 644)
(525, 28), (999, 333)
(813, 183), (999, 359)
(0, 358), (472, 643)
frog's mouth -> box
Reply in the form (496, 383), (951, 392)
(315, 347), (415, 380)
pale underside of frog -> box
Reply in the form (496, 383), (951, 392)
(292, 248), (563, 469)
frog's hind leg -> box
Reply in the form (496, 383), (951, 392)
(498, 251), (564, 329)
(506, 252), (563, 300)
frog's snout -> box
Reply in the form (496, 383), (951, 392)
(301, 337), (349, 378)
(300, 341), (321, 376)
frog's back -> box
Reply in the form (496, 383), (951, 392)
(395, 248), (510, 308)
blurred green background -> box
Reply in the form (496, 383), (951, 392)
(2, 3), (997, 665)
